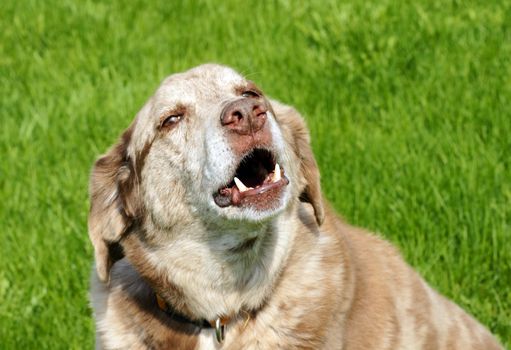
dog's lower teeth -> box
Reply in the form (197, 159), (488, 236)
(233, 164), (282, 194)
(272, 163), (281, 183)
(234, 177), (252, 192)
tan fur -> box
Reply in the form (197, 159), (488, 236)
(89, 64), (503, 349)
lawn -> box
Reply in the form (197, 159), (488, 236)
(1, 0), (510, 348)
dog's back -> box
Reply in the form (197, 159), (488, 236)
(341, 222), (501, 349)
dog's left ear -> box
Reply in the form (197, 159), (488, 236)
(88, 126), (141, 283)
(271, 100), (324, 225)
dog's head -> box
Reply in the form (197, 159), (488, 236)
(88, 64), (323, 282)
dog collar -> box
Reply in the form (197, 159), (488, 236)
(156, 294), (232, 343)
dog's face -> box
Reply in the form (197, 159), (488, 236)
(136, 64), (292, 225)
(88, 64), (323, 282)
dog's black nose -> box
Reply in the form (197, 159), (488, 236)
(221, 99), (267, 135)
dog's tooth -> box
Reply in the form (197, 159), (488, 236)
(234, 177), (249, 192)
(273, 163), (281, 182)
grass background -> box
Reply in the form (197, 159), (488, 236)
(1, 0), (510, 348)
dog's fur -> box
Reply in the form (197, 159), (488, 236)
(89, 64), (502, 349)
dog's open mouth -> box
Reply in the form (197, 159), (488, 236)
(213, 149), (289, 208)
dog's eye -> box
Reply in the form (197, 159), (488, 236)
(161, 114), (183, 129)
(242, 90), (259, 98)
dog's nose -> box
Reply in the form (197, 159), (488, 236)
(221, 99), (267, 135)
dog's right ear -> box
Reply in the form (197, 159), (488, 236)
(88, 127), (139, 283)
(270, 100), (324, 226)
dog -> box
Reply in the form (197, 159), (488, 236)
(88, 64), (503, 349)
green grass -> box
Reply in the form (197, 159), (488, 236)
(1, 0), (510, 348)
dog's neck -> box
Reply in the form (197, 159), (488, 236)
(123, 206), (299, 321)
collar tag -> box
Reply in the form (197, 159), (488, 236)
(214, 318), (225, 343)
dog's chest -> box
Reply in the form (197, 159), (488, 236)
(196, 330), (219, 350)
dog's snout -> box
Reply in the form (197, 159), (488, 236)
(221, 99), (267, 135)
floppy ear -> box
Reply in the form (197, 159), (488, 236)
(88, 127), (140, 283)
(271, 100), (324, 225)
